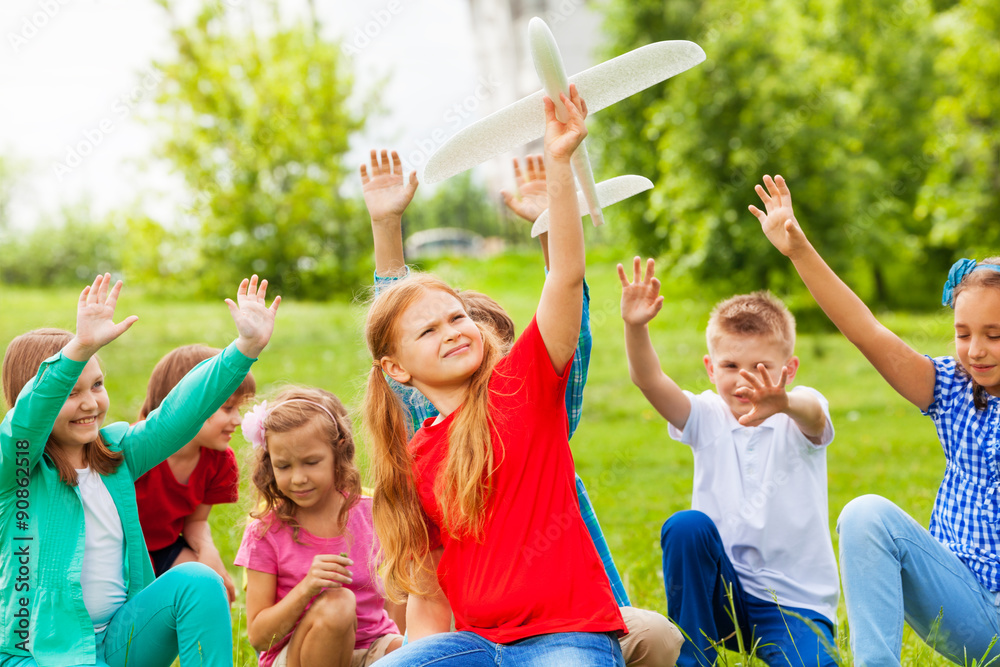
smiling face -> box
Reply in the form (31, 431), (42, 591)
(191, 397), (244, 452)
(954, 286), (1000, 397)
(704, 333), (797, 419)
(384, 289), (484, 396)
(51, 357), (109, 450)
(267, 419), (338, 513)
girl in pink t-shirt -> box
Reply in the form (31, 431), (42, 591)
(235, 386), (402, 667)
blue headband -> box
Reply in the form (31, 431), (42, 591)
(942, 258), (1000, 308)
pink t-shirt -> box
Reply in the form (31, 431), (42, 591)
(235, 497), (398, 667)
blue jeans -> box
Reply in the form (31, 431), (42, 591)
(0, 562), (232, 667)
(838, 494), (1000, 666)
(375, 630), (624, 666)
(661, 510), (838, 667)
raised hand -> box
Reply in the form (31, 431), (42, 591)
(65, 273), (139, 361)
(619, 257), (665, 327)
(301, 553), (353, 597)
(226, 275), (280, 359)
(748, 175), (810, 258)
(544, 84), (588, 162)
(360, 149), (419, 224)
(501, 155), (549, 223)
(736, 364), (790, 427)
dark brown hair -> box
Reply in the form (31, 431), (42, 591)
(952, 255), (1000, 410)
(1, 328), (123, 485)
(250, 386), (361, 542)
(139, 344), (256, 419)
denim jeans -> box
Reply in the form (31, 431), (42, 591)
(661, 510), (838, 667)
(375, 630), (624, 666)
(838, 494), (1000, 666)
(0, 562), (233, 667)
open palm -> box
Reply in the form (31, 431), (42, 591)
(360, 149), (418, 222)
(748, 175), (809, 258)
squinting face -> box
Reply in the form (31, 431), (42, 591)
(191, 397), (244, 452)
(704, 334), (797, 419)
(51, 357), (109, 449)
(387, 289), (484, 393)
(954, 286), (1000, 397)
(268, 420), (338, 512)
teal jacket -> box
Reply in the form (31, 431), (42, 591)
(0, 342), (255, 667)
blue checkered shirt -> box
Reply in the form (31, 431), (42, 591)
(373, 271), (630, 606)
(923, 356), (1000, 592)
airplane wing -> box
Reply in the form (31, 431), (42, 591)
(423, 40), (706, 184)
(530, 175), (654, 237)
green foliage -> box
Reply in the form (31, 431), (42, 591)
(0, 203), (122, 287)
(593, 0), (996, 307)
(152, 0), (369, 300)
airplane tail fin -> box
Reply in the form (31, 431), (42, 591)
(530, 175), (653, 238)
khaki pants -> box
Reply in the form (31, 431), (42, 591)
(272, 633), (404, 667)
(618, 606), (684, 667)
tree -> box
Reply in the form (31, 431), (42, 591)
(593, 0), (971, 306)
(152, 0), (369, 299)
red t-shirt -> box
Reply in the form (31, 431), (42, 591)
(135, 447), (240, 551)
(409, 317), (625, 643)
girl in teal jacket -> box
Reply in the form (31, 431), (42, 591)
(0, 274), (279, 667)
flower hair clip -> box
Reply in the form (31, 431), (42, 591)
(241, 400), (269, 451)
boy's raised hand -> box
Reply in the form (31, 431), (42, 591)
(226, 275), (280, 359)
(736, 364), (790, 427)
(66, 273), (139, 361)
(619, 257), (665, 327)
(501, 155), (549, 223)
(748, 175), (810, 259)
(543, 84), (588, 162)
(360, 149), (418, 224)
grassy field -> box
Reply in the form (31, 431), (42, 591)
(0, 249), (965, 665)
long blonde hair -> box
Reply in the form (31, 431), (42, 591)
(362, 273), (502, 599)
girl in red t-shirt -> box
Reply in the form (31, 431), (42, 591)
(134, 343), (256, 602)
(362, 85), (626, 667)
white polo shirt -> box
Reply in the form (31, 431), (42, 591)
(668, 386), (839, 622)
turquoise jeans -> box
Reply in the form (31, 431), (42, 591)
(0, 562), (232, 667)
(838, 495), (1000, 666)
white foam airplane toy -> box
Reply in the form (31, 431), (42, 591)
(424, 17), (705, 237)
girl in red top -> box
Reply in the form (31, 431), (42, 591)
(134, 344), (256, 602)
(362, 85), (625, 666)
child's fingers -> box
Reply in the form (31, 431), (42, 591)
(525, 156), (537, 183)
(360, 163), (369, 184)
(391, 150), (402, 175)
(105, 279), (125, 309)
(236, 277), (250, 299)
(756, 363), (775, 387)
(512, 157), (524, 185)
(380, 149), (391, 174)
(246, 275), (259, 298)
(617, 263), (629, 288)
(256, 278), (269, 302)
(369, 148), (379, 173)
(748, 204), (765, 222)
(754, 183), (771, 207)
(763, 174), (780, 201)
(536, 156), (545, 178)
(632, 256), (642, 284)
(777, 365), (789, 386)
(268, 294), (282, 315)
(644, 257), (656, 284)
(542, 95), (556, 122)
(775, 175), (791, 201)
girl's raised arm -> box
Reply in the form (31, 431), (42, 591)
(536, 85), (587, 374)
(749, 175), (935, 410)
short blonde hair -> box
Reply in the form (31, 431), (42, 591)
(706, 291), (796, 358)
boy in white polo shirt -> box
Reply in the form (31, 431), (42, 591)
(618, 257), (838, 667)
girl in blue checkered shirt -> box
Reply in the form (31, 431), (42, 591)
(750, 174), (1000, 666)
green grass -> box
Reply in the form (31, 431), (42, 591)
(0, 250), (962, 665)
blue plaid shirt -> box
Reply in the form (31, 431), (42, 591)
(923, 356), (1000, 592)
(373, 271), (630, 606)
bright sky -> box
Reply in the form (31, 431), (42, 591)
(0, 0), (481, 229)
